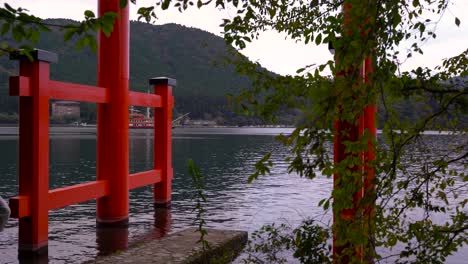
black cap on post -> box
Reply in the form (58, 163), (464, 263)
(328, 41), (335, 55)
(10, 49), (58, 63)
(149, 77), (177, 87)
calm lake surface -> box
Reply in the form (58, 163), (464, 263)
(0, 127), (466, 263)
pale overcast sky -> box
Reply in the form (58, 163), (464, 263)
(2, 0), (467, 75)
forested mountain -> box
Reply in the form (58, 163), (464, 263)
(0, 20), (465, 127)
(0, 19), (254, 124)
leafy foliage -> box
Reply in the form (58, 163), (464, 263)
(241, 220), (331, 264)
(152, 0), (467, 262)
(188, 159), (210, 251)
(0, 3), (118, 54)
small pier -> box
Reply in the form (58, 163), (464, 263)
(86, 228), (248, 264)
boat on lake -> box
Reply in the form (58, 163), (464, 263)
(129, 112), (153, 129)
(129, 111), (189, 129)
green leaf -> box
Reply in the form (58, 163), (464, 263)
(268, 8), (276, 18)
(30, 30), (39, 43)
(64, 28), (75, 42)
(419, 23), (425, 33)
(84, 10), (95, 18)
(4, 3), (15, 12)
(247, 171), (259, 183)
(315, 33), (322, 45)
(1, 23), (10, 36)
(38, 23), (50, 32)
(11, 25), (23, 41)
(104, 12), (119, 19)
(101, 24), (113, 37)
(161, 0), (171, 10)
(119, 0), (128, 8)
(87, 35), (98, 51)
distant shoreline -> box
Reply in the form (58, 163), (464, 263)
(0, 125), (461, 136)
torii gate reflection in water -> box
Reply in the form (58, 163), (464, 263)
(8, 0), (174, 255)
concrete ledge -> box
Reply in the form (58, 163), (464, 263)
(85, 228), (248, 264)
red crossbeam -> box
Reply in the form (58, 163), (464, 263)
(10, 168), (163, 219)
(9, 76), (163, 107)
(48, 180), (109, 210)
(129, 91), (162, 107)
(10, 180), (108, 218)
(129, 169), (162, 189)
(49, 80), (108, 103)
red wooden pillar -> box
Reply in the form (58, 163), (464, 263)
(333, 2), (376, 262)
(150, 77), (175, 207)
(96, 0), (130, 226)
(333, 68), (375, 262)
(362, 57), (376, 216)
(11, 50), (58, 251)
(333, 109), (362, 263)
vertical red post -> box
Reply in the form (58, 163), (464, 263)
(333, 108), (362, 263)
(362, 57), (376, 215)
(11, 50), (58, 251)
(150, 77), (175, 207)
(333, 2), (376, 263)
(96, 0), (130, 226)
(362, 58), (377, 264)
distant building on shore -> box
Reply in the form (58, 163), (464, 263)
(51, 101), (80, 119)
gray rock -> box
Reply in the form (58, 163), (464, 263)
(0, 196), (10, 231)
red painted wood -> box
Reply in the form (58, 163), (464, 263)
(16, 59), (50, 251)
(9, 196), (30, 218)
(129, 91), (162, 107)
(10, 180), (109, 218)
(12, 167), (164, 218)
(333, 3), (376, 263)
(9, 76), (31, 96)
(48, 80), (109, 103)
(129, 169), (162, 190)
(362, 57), (376, 217)
(10, 77), (109, 104)
(153, 84), (174, 207)
(48, 180), (109, 210)
(96, 0), (130, 226)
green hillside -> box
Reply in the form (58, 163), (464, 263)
(0, 19), (252, 123)
(0, 19), (465, 127)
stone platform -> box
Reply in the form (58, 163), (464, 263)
(85, 228), (248, 264)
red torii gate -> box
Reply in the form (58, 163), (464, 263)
(8, 0), (174, 252)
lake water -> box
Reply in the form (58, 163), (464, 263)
(0, 127), (466, 263)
